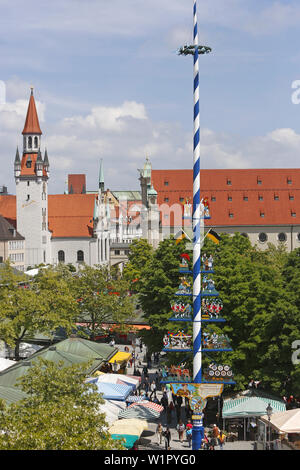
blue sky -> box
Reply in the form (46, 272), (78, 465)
(0, 0), (300, 194)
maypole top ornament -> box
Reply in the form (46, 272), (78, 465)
(178, 45), (212, 56)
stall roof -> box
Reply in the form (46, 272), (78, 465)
(260, 409), (300, 434)
(0, 338), (118, 404)
(222, 395), (286, 418)
(109, 351), (131, 364)
(95, 382), (132, 401)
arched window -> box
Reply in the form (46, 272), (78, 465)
(26, 156), (32, 168)
(77, 250), (84, 262)
(58, 250), (65, 262)
(28, 136), (32, 149)
(258, 233), (268, 243)
(34, 136), (38, 148)
(278, 233), (287, 242)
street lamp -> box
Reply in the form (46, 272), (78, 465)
(266, 403), (273, 450)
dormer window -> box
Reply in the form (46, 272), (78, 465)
(26, 157), (32, 168)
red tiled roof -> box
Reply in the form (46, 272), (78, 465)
(22, 91), (42, 135)
(48, 194), (95, 238)
(0, 195), (17, 228)
(152, 169), (300, 227)
(20, 153), (47, 177)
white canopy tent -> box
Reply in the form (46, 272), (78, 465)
(98, 399), (127, 426)
(260, 409), (300, 434)
(93, 373), (140, 389)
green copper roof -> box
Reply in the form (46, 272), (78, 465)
(0, 338), (118, 404)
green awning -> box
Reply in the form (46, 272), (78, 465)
(222, 396), (286, 418)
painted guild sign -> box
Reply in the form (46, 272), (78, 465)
(202, 298), (223, 319)
(171, 301), (192, 319)
(202, 197), (210, 218)
(175, 277), (192, 295)
(179, 253), (190, 272)
(204, 363), (234, 381)
(183, 197), (192, 218)
(170, 383), (224, 412)
(202, 332), (231, 350)
(201, 253), (214, 271)
(163, 331), (192, 350)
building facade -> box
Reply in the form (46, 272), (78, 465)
(0, 215), (25, 271)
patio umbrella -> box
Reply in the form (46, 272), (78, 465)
(110, 434), (139, 449)
(126, 395), (146, 403)
(109, 418), (148, 436)
(119, 401), (163, 421)
(128, 400), (164, 413)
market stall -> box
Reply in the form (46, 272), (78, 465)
(222, 394), (286, 441)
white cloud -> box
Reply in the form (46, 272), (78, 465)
(62, 101), (147, 133)
(1, 90), (300, 194)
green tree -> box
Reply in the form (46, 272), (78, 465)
(123, 238), (153, 288)
(204, 233), (299, 394)
(132, 237), (191, 354)
(74, 264), (136, 339)
(0, 263), (78, 359)
(0, 359), (124, 450)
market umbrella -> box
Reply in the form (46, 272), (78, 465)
(127, 401), (164, 413)
(94, 382), (132, 401)
(119, 401), (163, 421)
(109, 418), (148, 435)
(110, 434), (139, 449)
(87, 373), (139, 389)
(126, 395), (146, 403)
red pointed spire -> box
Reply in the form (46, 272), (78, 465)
(22, 88), (42, 135)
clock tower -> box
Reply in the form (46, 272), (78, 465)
(15, 88), (51, 268)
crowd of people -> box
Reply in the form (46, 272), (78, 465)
(122, 345), (227, 450)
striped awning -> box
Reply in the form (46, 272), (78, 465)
(128, 401), (164, 413)
(119, 401), (162, 421)
(222, 396), (286, 418)
(126, 395), (146, 403)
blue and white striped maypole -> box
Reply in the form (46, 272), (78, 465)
(178, 0), (211, 451)
(192, 0), (202, 386)
(192, 0), (204, 451)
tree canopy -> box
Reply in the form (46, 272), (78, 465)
(126, 235), (300, 396)
(0, 359), (124, 450)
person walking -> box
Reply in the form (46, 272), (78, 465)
(175, 395), (183, 423)
(163, 427), (171, 450)
(150, 380), (157, 400)
(176, 419), (185, 443)
(218, 431), (226, 450)
(167, 401), (174, 426)
(202, 433), (209, 450)
(161, 391), (168, 414)
(156, 423), (163, 445)
(186, 426), (192, 448)
(212, 423), (220, 448)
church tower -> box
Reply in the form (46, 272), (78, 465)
(92, 160), (110, 265)
(14, 88), (51, 268)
